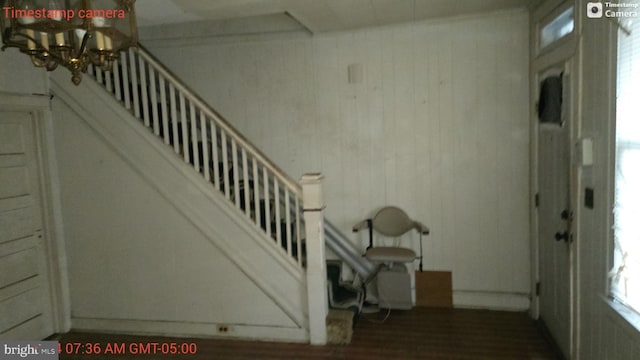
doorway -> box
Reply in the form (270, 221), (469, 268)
(536, 64), (573, 359)
(0, 102), (66, 340)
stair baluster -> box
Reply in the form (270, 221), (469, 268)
(157, 75), (168, 144)
(129, 48), (141, 119)
(86, 47), (313, 268)
(190, 103), (199, 172)
(138, 55), (150, 127)
(148, 65), (160, 135)
(113, 59), (122, 101)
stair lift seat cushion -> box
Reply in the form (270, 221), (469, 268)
(365, 247), (416, 263)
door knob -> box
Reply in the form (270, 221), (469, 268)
(555, 231), (570, 242)
(561, 210), (572, 220)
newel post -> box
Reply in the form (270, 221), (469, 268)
(301, 173), (328, 345)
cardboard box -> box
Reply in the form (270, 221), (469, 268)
(415, 271), (452, 307)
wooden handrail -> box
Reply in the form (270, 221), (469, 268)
(134, 45), (302, 196)
(86, 45), (306, 267)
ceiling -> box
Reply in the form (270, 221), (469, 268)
(134, 0), (541, 34)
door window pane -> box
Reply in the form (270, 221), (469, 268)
(540, 7), (574, 49)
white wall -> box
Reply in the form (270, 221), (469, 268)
(50, 96), (302, 338)
(575, 4), (640, 359)
(0, 51), (48, 95)
(145, 9), (532, 309)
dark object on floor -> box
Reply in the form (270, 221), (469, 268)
(326, 260), (362, 323)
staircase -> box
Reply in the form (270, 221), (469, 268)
(50, 45), (376, 343)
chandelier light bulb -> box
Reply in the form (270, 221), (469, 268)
(48, 0), (65, 45)
(17, 0), (36, 24)
(92, 17), (106, 50)
(18, 0), (37, 49)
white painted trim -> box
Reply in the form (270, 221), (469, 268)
(33, 108), (72, 335)
(71, 317), (309, 343)
(0, 92), (49, 109)
(453, 291), (530, 311)
(0, 92), (71, 335)
(532, 39), (578, 73)
(49, 72), (309, 331)
(602, 297), (640, 343)
(301, 174), (327, 345)
(529, 7), (541, 321)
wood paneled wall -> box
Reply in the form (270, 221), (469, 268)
(146, 9), (531, 309)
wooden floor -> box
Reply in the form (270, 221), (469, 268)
(54, 308), (559, 359)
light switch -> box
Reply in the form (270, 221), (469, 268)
(578, 138), (594, 166)
(347, 63), (363, 84)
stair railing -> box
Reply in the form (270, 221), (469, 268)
(87, 46), (305, 268)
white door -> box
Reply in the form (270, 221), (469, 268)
(537, 69), (572, 358)
(0, 112), (55, 340)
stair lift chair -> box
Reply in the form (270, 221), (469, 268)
(353, 206), (430, 310)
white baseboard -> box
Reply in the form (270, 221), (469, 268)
(453, 290), (530, 311)
(71, 317), (309, 343)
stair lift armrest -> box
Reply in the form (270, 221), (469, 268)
(352, 219), (372, 232)
(413, 221), (430, 235)
(353, 219), (374, 250)
(412, 221), (429, 272)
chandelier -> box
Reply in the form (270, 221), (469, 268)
(0, 0), (137, 84)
